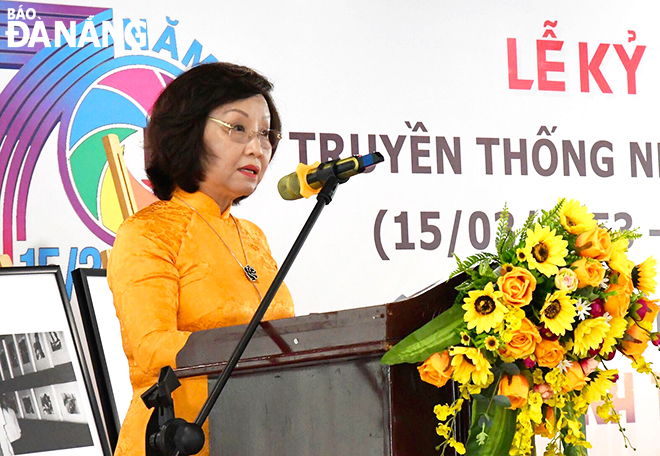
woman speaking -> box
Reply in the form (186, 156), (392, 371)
(108, 62), (294, 456)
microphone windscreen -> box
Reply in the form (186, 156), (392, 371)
(277, 172), (303, 200)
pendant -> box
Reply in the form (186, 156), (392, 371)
(243, 265), (258, 282)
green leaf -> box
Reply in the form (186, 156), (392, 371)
(380, 304), (463, 365)
(466, 401), (517, 455)
(501, 363), (520, 376)
(493, 395), (512, 408)
(449, 253), (498, 278)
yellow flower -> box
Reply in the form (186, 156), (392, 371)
(608, 239), (634, 276)
(582, 369), (617, 403)
(449, 346), (493, 387)
(560, 199), (596, 235)
(532, 369), (545, 384)
(448, 439), (466, 455)
(540, 291), (576, 336)
(599, 317), (627, 356)
(524, 224), (568, 277)
(485, 335), (500, 351)
(434, 404), (453, 421)
(572, 317), (610, 357)
(462, 282), (508, 334)
(632, 356), (653, 374)
(436, 423), (451, 438)
(634, 256), (657, 295)
(460, 331), (471, 345)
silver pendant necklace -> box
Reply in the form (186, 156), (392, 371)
(174, 195), (262, 299)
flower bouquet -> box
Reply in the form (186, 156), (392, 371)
(381, 199), (660, 456)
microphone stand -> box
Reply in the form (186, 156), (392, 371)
(144, 175), (345, 456)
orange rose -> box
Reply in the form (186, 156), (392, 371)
(497, 267), (537, 307)
(571, 258), (605, 288)
(620, 323), (650, 361)
(562, 363), (588, 392)
(418, 351), (453, 388)
(576, 226), (612, 261)
(534, 339), (566, 368)
(641, 298), (660, 328)
(498, 374), (530, 409)
(503, 318), (542, 359)
(605, 274), (633, 318)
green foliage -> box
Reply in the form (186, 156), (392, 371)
(495, 205), (516, 259)
(449, 253), (498, 279)
(537, 198), (565, 230)
(610, 227), (642, 243)
(516, 210), (538, 245)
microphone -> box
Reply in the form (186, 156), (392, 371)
(277, 152), (384, 200)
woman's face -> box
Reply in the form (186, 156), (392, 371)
(199, 94), (272, 211)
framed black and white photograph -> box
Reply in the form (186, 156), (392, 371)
(3, 391), (23, 419)
(34, 385), (62, 422)
(0, 266), (113, 455)
(72, 267), (129, 450)
(3, 335), (22, 377)
(0, 344), (11, 381)
(46, 331), (71, 366)
(15, 334), (35, 375)
(18, 389), (40, 420)
(29, 332), (53, 371)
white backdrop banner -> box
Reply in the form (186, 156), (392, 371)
(0, 1), (659, 454)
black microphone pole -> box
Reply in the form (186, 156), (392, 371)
(144, 171), (351, 456)
(195, 173), (343, 426)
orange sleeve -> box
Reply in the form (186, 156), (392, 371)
(107, 209), (192, 378)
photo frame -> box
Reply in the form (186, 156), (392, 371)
(30, 331), (54, 371)
(71, 268), (129, 450)
(15, 333), (36, 374)
(0, 266), (113, 455)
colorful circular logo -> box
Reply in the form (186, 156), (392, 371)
(64, 60), (181, 242)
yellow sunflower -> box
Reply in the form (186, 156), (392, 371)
(540, 291), (576, 336)
(559, 199), (597, 235)
(572, 317), (610, 357)
(484, 336), (500, 351)
(599, 317), (627, 356)
(449, 346), (493, 388)
(462, 282), (508, 334)
(582, 369), (617, 404)
(608, 239), (634, 276)
(524, 224), (568, 277)
(633, 256), (657, 295)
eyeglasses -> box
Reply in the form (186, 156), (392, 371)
(208, 117), (281, 150)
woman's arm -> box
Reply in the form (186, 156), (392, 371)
(108, 209), (192, 378)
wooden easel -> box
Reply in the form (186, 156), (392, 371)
(100, 133), (138, 268)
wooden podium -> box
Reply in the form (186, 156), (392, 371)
(175, 275), (467, 455)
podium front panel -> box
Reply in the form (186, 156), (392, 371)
(207, 356), (451, 455)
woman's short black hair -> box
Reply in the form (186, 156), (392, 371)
(145, 62), (281, 200)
